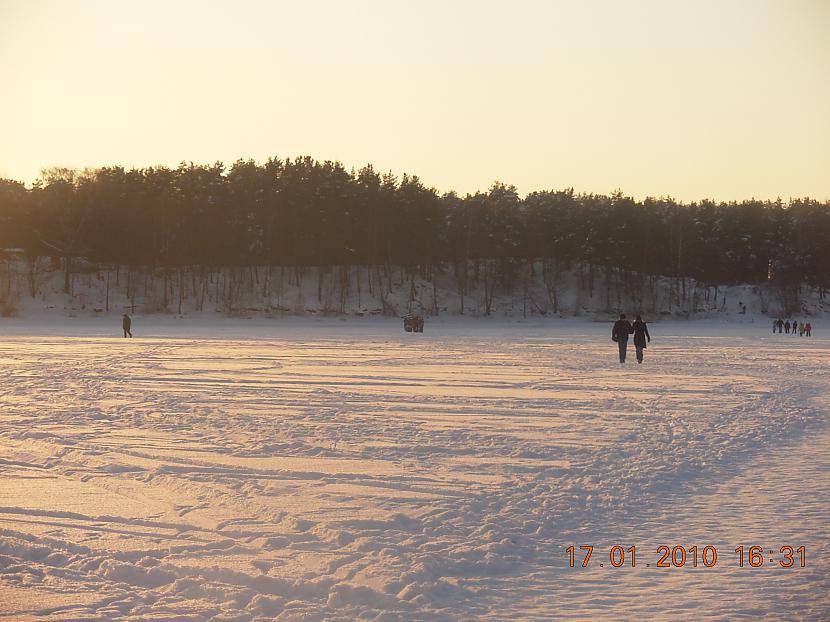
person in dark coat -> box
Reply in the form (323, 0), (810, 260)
(122, 313), (132, 338)
(611, 313), (634, 364)
(784, 320), (791, 334)
(631, 314), (651, 364)
(791, 320), (798, 336)
(777, 318), (784, 333)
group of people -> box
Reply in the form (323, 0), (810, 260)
(773, 318), (812, 337)
(612, 313), (650, 364)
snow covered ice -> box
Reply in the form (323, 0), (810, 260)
(0, 318), (828, 620)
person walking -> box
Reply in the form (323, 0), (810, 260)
(122, 313), (132, 338)
(799, 322), (806, 337)
(777, 318), (784, 333)
(631, 314), (651, 364)
(805, 322), (812, 337)
(792, 320), (798, 336)
(612, 313), (634, 364)
(785, 320), (791, 334)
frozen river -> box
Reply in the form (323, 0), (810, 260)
(1, 319), (828, 620)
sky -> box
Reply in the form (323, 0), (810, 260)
(1, 0), (829, 202)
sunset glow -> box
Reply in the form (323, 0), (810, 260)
(2, 0), (829, 200)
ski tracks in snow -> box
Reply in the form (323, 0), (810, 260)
(0, 327), (827, 620)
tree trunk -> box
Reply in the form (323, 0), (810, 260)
(63, 256), (71, 294)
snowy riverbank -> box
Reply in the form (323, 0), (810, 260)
(3, 258), (829, 324)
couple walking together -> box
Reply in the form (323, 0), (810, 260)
(612, 313), (650, 364)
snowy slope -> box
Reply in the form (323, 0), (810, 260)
(0, 320), (828, 620)
(3, 258), (829, 322)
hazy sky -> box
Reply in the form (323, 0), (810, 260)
(2, 0), (829, 201)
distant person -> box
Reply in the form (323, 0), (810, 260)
(122, 313), (132, 338)
(784, 320), (791, 334)
(792, 320), (798, 336)
(799, 323), (805, 337)
(805, 322), (812, 337)
(631, 314), (651, 364)
(612, 313), (634, 364)
(777, 319), (784, 333)
(739, 301), (746, 314)
(772, 319), (778, 334)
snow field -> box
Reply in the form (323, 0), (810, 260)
(0, 321), (828, 620)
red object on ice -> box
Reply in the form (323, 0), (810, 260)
(404, 314), (424, 333)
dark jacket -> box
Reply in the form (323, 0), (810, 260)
(612, 319), (633, 342)
(122, 315), (131, 330)
(632, 320), (650, 348)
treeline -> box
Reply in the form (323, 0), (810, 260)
(0, 158), (828, 291)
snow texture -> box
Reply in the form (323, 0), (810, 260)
(0, 318), (828, 621)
